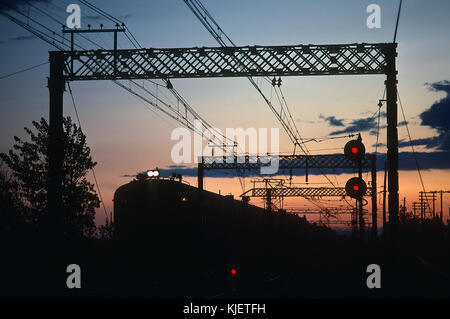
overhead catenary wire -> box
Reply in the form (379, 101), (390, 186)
(67, 82), (110, 222)
(77, 0), (250, 192)
(7, 0), (368, 211)
(0, 61), (49, 80)
(76, 0), (239, 152)
(397, 91), (431, 210)
(43, 0), (236, 151)
(184, 0), (307, 154)
(392, 0), (430, 211)
(184, 0), (356, 209)
(2, 3), (226, 220)
(0, 11), (68, 50)
(23, 0), (104, 49)
(393, 0), (403, 43)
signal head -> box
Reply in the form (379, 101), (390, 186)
(344, 139), (366, 162)
(345, 177), (367, 199)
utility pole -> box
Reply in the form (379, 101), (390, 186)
(420, 192), (424, 220)
(432, 192), (436, 217)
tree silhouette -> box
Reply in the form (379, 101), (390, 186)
(0, 117), (99, 238)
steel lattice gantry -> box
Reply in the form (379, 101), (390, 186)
(198, 153), (377, 237)
(200, 154), (371, 171)
(48, 42), (398, 235)
(64, 43), (391, 80)
(241, 187), (373, 198)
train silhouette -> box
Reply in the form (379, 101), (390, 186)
(112, 170), (339, 297)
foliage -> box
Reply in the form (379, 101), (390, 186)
(0, 117), (99, 238)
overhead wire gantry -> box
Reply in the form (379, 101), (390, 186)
(47, 41), (399, 234)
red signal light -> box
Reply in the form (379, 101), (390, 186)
(230, 269), (237, 275)
(344, 139), (365, 162)
(345, 177), (367, 199)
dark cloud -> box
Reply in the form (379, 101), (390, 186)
(167, 164), (189, 169)
(86, 13), (132, 22)
(121, 174), (137, 178)
(319, 114), (345, 127)
(406, 80), (450, 151)
(369, 125), (386, 136)
(329, 116), (377, 136)
(398, 137), (439, 149)
(297, 119), (316, 124)
(0, 0), (51, 12)
(8, 35), (35, 42)
(419, 81), (450, 141)
(396, 151), (450, 171)
(85, 15), (104, 21)
(119, 14), (133, 20)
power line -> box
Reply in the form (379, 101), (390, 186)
(67, 82), (110, 222)
(0, 11), (67, 50)
(183, 0), (354, 207)
(393, 0), (403, 43)
(397, 90), (431, 210)
(2, 1), (218, 224)
(184, 0), (306, 153)
(0, 61), (48, 80)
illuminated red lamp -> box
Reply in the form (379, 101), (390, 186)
(345, 177), (367, 199)
(344, 139), (365, 162)
(230, 269), (237, 275)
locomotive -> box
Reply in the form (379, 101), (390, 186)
(112, 169), (336, 297)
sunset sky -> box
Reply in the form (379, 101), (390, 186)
(1, 0), (450, 227)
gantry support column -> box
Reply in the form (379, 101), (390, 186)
(48, 51), (65, 232)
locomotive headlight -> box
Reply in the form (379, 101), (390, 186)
(146, 169), (160, 178)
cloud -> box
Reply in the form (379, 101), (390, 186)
(85, 15), (104, 21)
(86, 13), (132, 22)
(398, 120), (408, 126)
(118, 14), (133, 20)
(398, 137), (439, 149)
(329, 116), (377, 136)
(319, 114), (345, 127)
(407, 80), (450, 151)
(0, 0), (51, 12)
(8, 35), (35, 42)
(167, 164), (189, 169)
